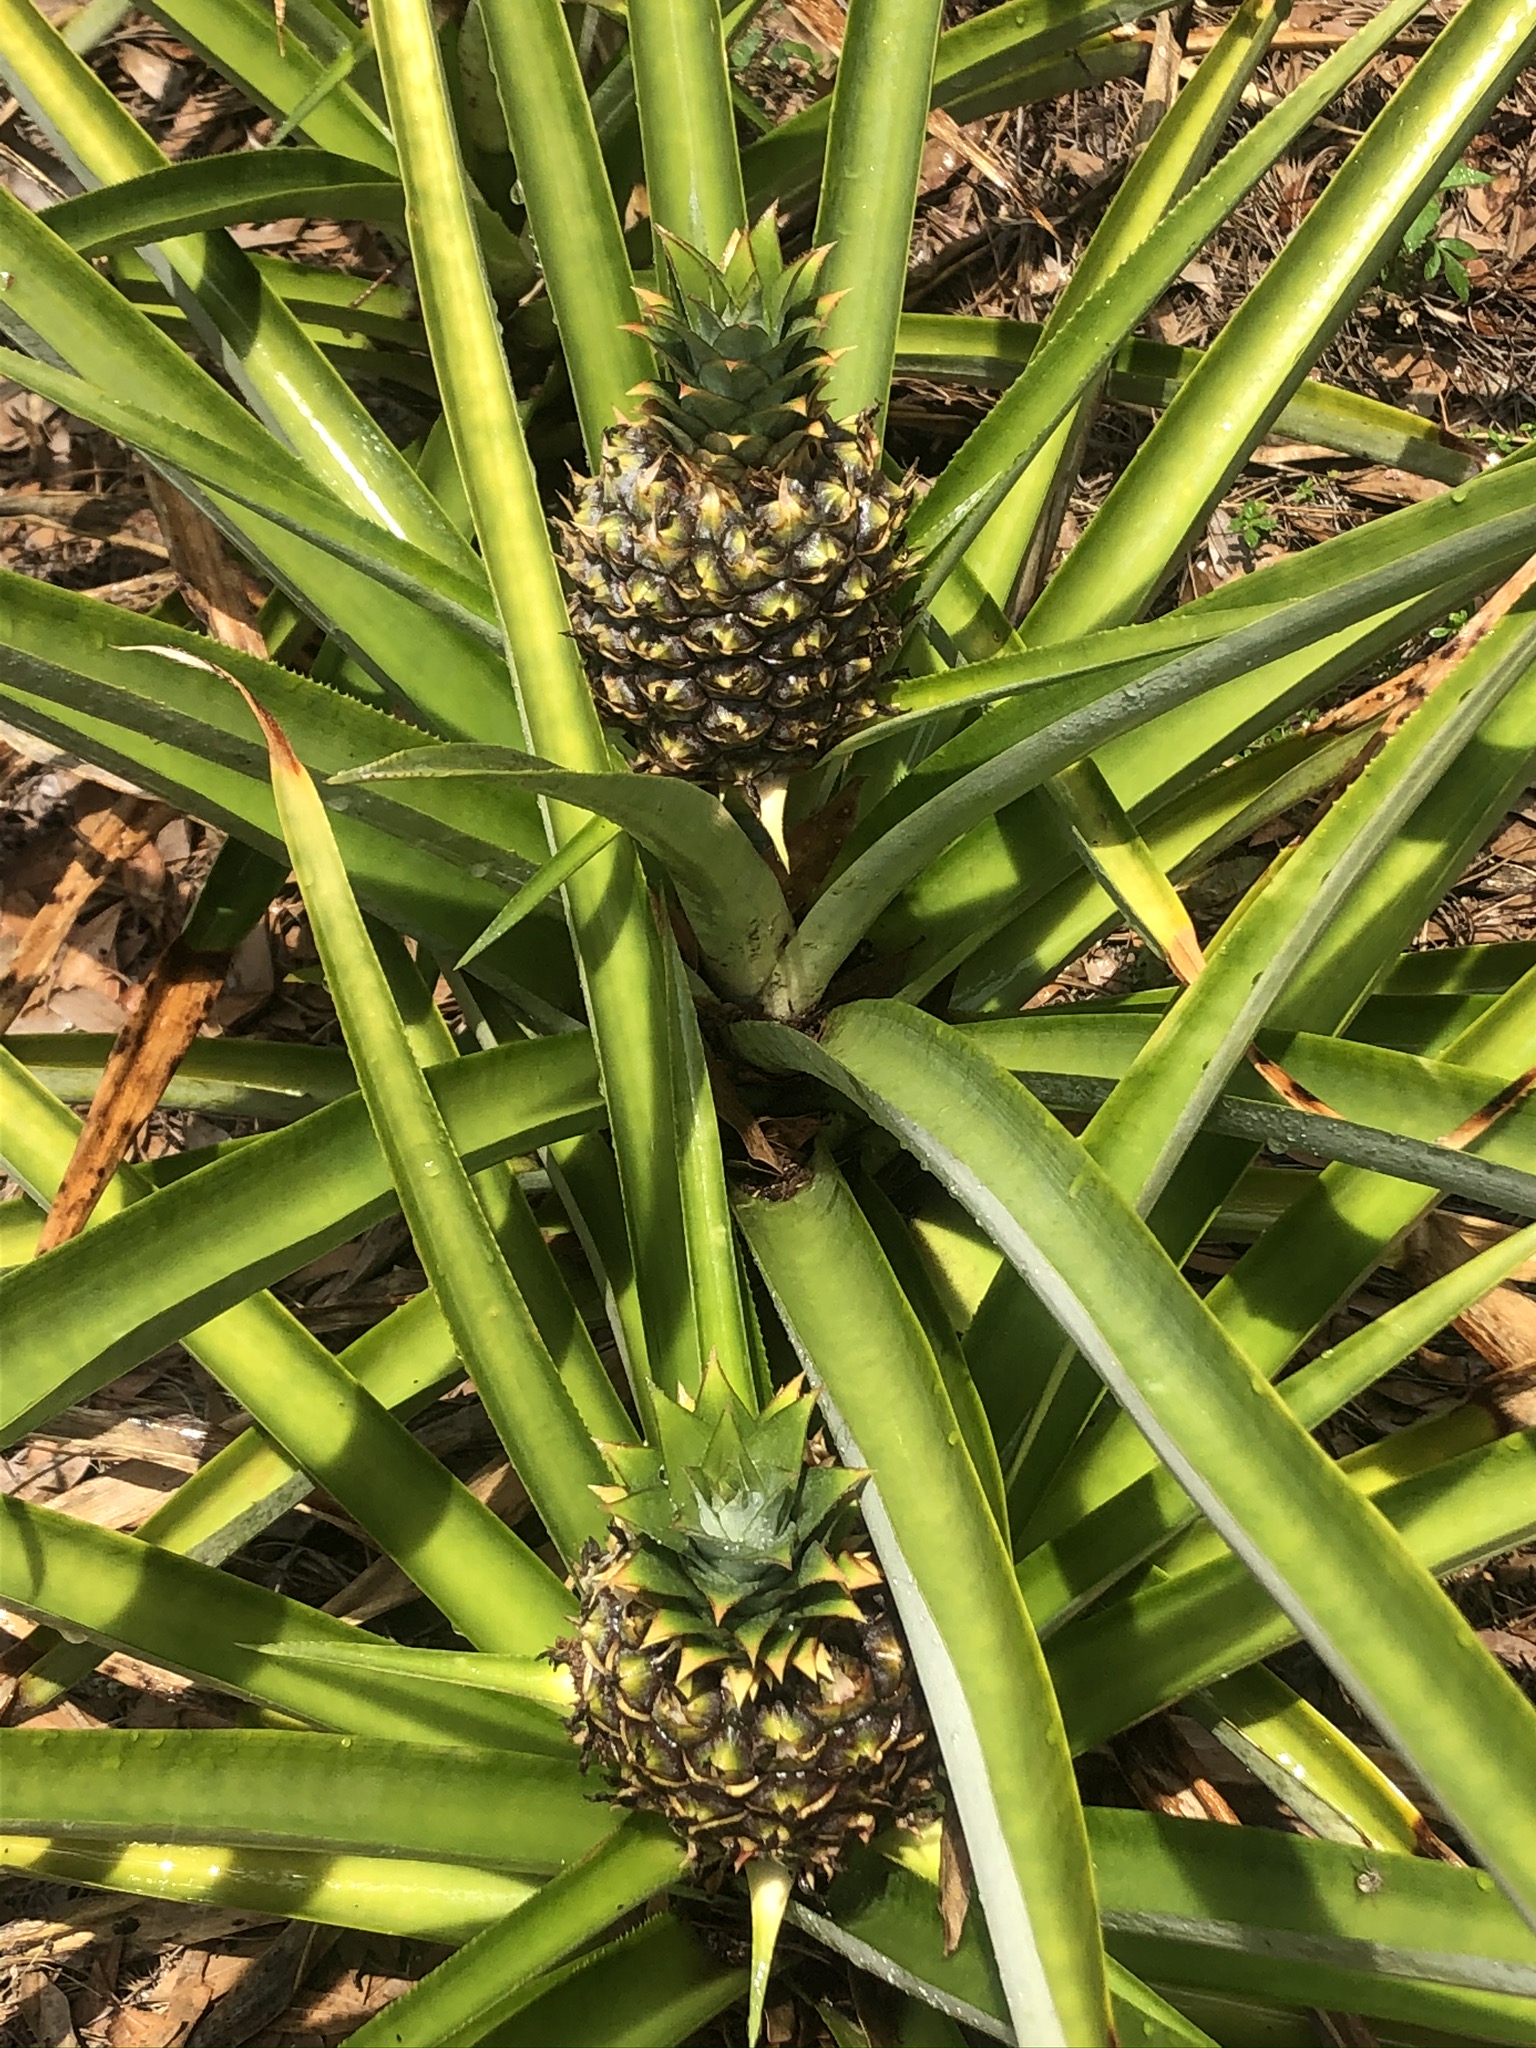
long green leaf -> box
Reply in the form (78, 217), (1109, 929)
(458, 817), (622, 968)
(1016, 684), (1536, 1540)
(1037, 952), (1536, 1549)
(955, 0), (1286, 650)
(239, 689), (607, 1558)
(895, 314), (1481, 485)
(662, 931), (757, 1406)
(348, 1818), (686, 2048)
(738, 1153), (1111, 2047)
(10, 1288), (466, 1715)
(1091, 1806), (1536, 2035)
(1208, 959), (1536, 1368)
(881, 471), (1535, 999)
(8, 1033), (355, 1122)
(735, 1002), (1536, 1926)
(478, 0), (649, 459)
(627, 0), (747, 258)
(369, 0), (693, 1407)
(340, 743), (793, 1004)
(1184, 1665), (1438, 1856)
(0, 1034), (602, 1441)
(0, 1497), (569, 1742)
(814, 0), (943, 428)
(0, 1835), (532, 1943)
(40, 149), (405, 252)
(1027, 0), (1536, 637)
(0, 1050), (571, 1650)
(966, 1015), (1536, 1209)
(0, 1726), (602, 1869)
(0, 1860), (740, 2043)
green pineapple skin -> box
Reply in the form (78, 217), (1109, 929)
(556, 217), (915, 785)
(552, 1369), (938, 1885)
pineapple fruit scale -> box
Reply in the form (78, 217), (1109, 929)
(552, 1363), (938, 1886)
(557, 210), (915, 785)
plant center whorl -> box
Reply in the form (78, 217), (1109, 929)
(555, 212), (915, 786)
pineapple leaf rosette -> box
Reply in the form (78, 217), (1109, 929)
(557, 211), (915, 785)
(553, 1363), (938, 1886)
(5, 0), (1536, 2039)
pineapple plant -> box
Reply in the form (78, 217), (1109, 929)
(557, 212), (913, 785)
(555, 1365), (937, 1887)
(1, 0), (1536, 2039)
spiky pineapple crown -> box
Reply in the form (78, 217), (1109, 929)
(593, 1364), (881, 1687)
(625, 209), (845, 469)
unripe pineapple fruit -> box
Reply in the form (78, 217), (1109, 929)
(557, 211), (915, 785)
(552, 1363), (938, 1886)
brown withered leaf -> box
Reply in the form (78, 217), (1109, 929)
(937, 1805), (973, 1957)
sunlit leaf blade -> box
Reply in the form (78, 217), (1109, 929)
(627, 0), (747, 258)
(1037, 956), (1536, 1553)
(40, 149), (406, 252)
(0, 1497), (569, 1744)
(740, 0), (1169, 212)
(0, 575), (571, 989)
(1092, 1807), (1536, 2033)
(814, 0), (944, 427)
(1185, 1665), (1437, 1857)
(0, 1835), (534, 1943)
(369, 0), (694, 1408)
(238, 687), (608, 1557)
(735, 1004), (1536, 1925)
(894, 315), (1481, 485)
(339, 744), (794, 1004)
(993, 652), (1536, 1535)
(0, 1034), (603, 1440)
(347, 1817), (686, 2048)
(7, 1033), (356, 1124)
(738, 1154), (1112, 2048)
(952, 728), (1367, 1014)
(477, 0), (649, 457)
(0, 1727), (602, 1869)
(0, 1049), (571, 1651)
(883, 502), (1536, 1008)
